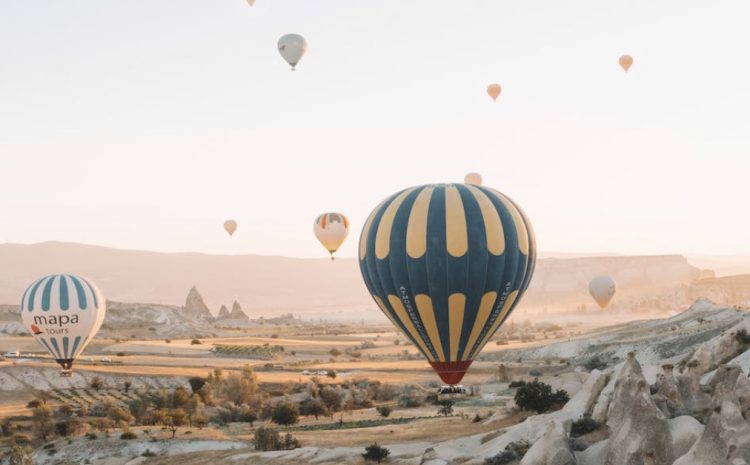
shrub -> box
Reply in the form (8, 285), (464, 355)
(484, 440), (531, 465)
(90, 377), (105, 391)
(514, 380), (569, 414)
(508, 380), (526, 388)
(330, 348), (342, 357)
(583, 355), (608, 371)
(142, 449), (157, 457)
(271, 402), (300, 426)
(254, 426), (300, 451)
(363, 443), (390, 463)
(326, 370), (337, 379)
(300, 399), (329, 420)
(736, 329), (750, 345)
(190, 339), (202, 345)
(376, 405), (392, 418)
(120, 431), (138, 440)
(86, 432), (98, 440)
(473, 413), (482, 423)
(360, 341), (377, 350)
(437, 400), (454, 417)
(188, 376), (207, 393)
(116, 352), (126, 357)
(570, 416), (600, 437)
(165, 339), (171, 344)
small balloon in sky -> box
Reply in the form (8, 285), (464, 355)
(619, 55), (633, 73)
(278, 34), (308, 70)
(246, 0), (255, 6)
(314, 213), (349, 260)
(464, 172), (483, 185)
(224, 220), (238, 237)
(589, 275), (616, 310)
(487, 84), (501, 101)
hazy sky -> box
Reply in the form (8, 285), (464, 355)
(1, 0), (749, 258)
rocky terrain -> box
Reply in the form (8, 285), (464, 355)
(10, 298), (750, 465)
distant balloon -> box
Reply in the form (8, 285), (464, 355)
(278, 34), (307, 70)
(359, 184), (536, 385)
(246, 0), (255, 5)
(314, 213), (349, 260)
(589, 276), (616, 310)
(20, 275), (106, 376)
(224, 220), (238, 237)
(487, 84), (502, 101)
(464, 173), (483, 185)
(619, 55), (633, 72)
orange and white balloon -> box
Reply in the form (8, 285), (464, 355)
(487, 84), (502, 101)
(314, 213), (349, 260)
(619, 55), (633, 72)
(224, 220), (238, 237)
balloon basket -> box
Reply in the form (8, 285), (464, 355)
(437, 385), (467, 401)
(59, 369), (73, 378)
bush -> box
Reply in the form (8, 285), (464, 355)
(165, 339), (171, 344)
(90, 377), (105, 391)
(376, 405), (392, 418)
(271, 402), (300, 426)
(254, 426), (300, 451)
(121, 431), (138, 440)
(330, 348), (342, 357)
(736, 329), (750, 345)
(86, 432), (98, 440)
(188, 376), (207, 393)
(116, 352), (126, 357)
(363, 442), (390, 463)
(514, 380), (569, 414)
(583, 355), (608, 371)
(508, 380), (526, 388)
(142, 449), (157, 457)
(326, 370), (337, 379)
(473, 413), (482, 423)
(570, 416), (600, 437)
(437, 400), (454, 417)
(190, 339), (202, 345)
(484, 440), (531, 465)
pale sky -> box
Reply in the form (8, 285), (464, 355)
(1, 0), (749, 258)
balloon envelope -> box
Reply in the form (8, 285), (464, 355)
(487, 84), (501, 101)
(224, 220), (238, 237)
(246, 0), (255, 5)
(314, 213), (349, 259)
(278, 34), (307, 70)
(589, 276), (616, 309)
(619, 55), (633, 72)
(20, 275), (106, 371)
(464, 173), (483, 185)
(359, 184), (536, 385)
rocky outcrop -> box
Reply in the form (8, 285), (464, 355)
(604, 353), (674, 465)
(183, 286), (214, 321)
(652, 364), (683, 417)
(677, 361), (712, 415)
(230, 301), (249, 320)
(519, 420), (576, 465)
(217, 304), (230, 319)
(673, 400), (750, 465)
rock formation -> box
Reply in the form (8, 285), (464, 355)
(230, 300), (249, 320)
(217, 304), (230, 320)
(183, 285), (214, 321)
(519, 420), (576, 465)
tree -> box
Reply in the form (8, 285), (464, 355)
(326, 369), (337, 379)
(329, 348), (342, 357)
(54, 405), (81, 437)
(6, 445), (33, 465)
(319, 387), (343, 417)
(300, 398), (328, 420)
(90, 377), (105, 391)
(437, 400), (454, 417)
(271, 402), (299, 427)
(107, 405), (134, 428)
(31, 404), (54, 441)
(123, 381), (132, 393)
(376, 405), (392, 418)
(188, 376), (207, 393)
(514, 380), (569, 414)
(160, 408), (188, 438)
(254, 426), (300, 451)
(363, 443), (390, 463)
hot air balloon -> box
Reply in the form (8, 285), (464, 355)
(314, 213), (349, 260)
(464, 173), (483, 185)
(619, 55), (633, 72)
(278, 34), (307, 70)
(487, 84), (501, 101)
(20, 275), (106, 377)
(589, 275), (616, 310)
(359, 184), (536, 387)
(224, 220), (238, 237)
(246, 0), (255, 6)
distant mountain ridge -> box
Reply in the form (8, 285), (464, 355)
(0, 241), (720, 317)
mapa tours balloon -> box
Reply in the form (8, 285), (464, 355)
(487, 84), (501, 101)
(359, 184), (536, 385)
(224, 220), (238, 237)
(464, 172), (483, 185)
(20, 275), (106, 376)
(278, 34), (307, 70)
(314, 213), (349, 260)
(619, 55), (633, 72)
(589, 275), (616, 310)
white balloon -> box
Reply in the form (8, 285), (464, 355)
(464, 172), (483, 185)
(278, 34), (307, 70)
(589, 275), (616, 310)
(20, 274), (106, 374)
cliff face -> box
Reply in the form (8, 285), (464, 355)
(688, 274), (750, 306)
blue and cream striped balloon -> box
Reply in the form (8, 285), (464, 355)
(359, 184), (536, 385)
(20, 274), (106, 372)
